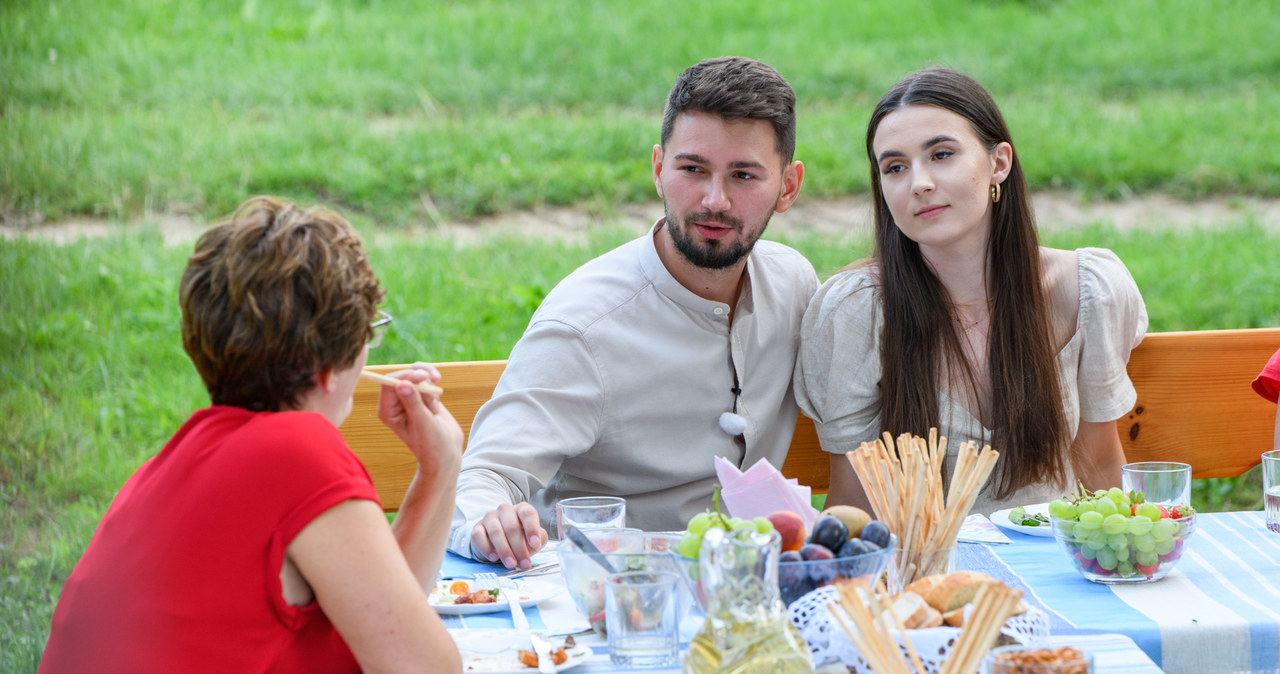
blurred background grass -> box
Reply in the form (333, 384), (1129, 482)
(4, 0), (1279, 224)
(3, 0), (1279, 668)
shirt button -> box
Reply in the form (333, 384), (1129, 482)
(713, 307), (725, 315)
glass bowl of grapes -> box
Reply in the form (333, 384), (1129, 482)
(1048, 487), (1196, 584)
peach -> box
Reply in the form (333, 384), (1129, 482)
(766, 510), (807, 553)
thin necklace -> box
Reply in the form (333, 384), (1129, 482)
(955, 315), (982, 335)
(951, 298), (991, 335)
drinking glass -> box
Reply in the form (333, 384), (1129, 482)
(886, 545), (955, 595)
(1263, 450), (1280, 534)
(555, 496), (626, 540)
(605, 571), (679, 668)
(1121, 461), (1191, 507)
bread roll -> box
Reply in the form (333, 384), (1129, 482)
(903, 574), (945, 598)
(917, 604), (943, 628)
(923, 571), (996, 613)
(885, 591), (940, 630)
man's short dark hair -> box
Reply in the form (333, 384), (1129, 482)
(660, 56), (797, 164)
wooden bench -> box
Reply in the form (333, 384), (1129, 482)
(340, 328), (1280, 512)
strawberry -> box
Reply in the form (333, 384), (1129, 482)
(1159, 539), (1185, 562)
(1158, 505), (1171, 519)
(1072, 549), (1092, 569)
(589, 610), (607, 634)
(1136, 562), (1160, 577)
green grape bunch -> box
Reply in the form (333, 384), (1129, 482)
(676, 487), (773, 559)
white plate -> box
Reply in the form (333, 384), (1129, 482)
(990, 503), (1055, 537)
(430, 579), (559, 615)
(450, 629), (591, 673)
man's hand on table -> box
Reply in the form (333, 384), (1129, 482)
(472, 502), (549, 570)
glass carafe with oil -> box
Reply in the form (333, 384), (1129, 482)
(683, 527), (813, 673)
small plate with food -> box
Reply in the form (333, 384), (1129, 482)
(429, 579), (559, 615)
(990, 503), (1054, 537)
(450, 629), (591, 673)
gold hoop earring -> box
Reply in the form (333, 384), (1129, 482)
(990, 183), (1002, 203)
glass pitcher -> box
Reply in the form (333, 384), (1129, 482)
(683, 527), (813, 673)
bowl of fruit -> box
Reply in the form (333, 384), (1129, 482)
(776, 506), (897, 607)
(557, 528), (694, 634)
(1048, 487), (1196, 584)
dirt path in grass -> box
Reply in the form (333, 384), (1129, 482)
(5, 191), (1279, 246)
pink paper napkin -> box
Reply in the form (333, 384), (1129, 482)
(714, 457), (820, 528)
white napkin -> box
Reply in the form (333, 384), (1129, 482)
(714, 457), (819, 528)
(530, 570), (591, 635)
(957, 513), (1012, 544)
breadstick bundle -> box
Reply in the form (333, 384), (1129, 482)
(846, 429), (999, 590)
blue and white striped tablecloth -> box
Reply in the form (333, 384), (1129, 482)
(438, 545), (1162, 673)
(968, 510), (1280, 674)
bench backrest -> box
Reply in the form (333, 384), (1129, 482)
(341, 328), (1280, 511)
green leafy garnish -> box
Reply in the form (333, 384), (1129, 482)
(1007, 506), (1050, 527)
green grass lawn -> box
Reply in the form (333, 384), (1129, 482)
(4, 0), (1280, 224)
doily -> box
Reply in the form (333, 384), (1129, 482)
(787, 585), (1050, 672)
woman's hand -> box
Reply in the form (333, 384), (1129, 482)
(376, 362), (463, 477)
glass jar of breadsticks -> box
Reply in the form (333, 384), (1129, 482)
(846, 430), (999, 593)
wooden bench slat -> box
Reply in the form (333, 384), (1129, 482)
(1117, 328), (1278, 479)
(341, 330), (1280, 512)
(342, 361), (505, 511)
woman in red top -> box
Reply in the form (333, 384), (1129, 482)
(41, 196), (464, 673)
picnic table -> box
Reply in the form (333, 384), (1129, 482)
(965, 509), (1280, 674)
(438, 539), (1166, 673)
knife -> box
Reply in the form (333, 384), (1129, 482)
(529, 631), (556, 674)
(564, 525), (618, 575)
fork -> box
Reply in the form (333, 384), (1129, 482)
(475, 572), (530, 630)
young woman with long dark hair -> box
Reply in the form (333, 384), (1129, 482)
(796, 68), (1148, 514)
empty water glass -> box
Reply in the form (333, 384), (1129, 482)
(605, 571), (679, 668)
(555, 496), (626, 540)
(1121, 461), (1191, 507)
(1263, 450), (1280, 534)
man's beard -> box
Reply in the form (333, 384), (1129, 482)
(665, 207), (772, 270)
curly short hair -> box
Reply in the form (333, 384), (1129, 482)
(179, 196), (385, 411)
(660, 56), (798, 164)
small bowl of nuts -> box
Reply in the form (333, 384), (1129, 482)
(982, 645), (1093, 673)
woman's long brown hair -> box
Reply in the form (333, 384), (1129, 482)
(864, 68), (1068, 498)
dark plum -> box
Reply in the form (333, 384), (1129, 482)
(859, 520), (891, 549)
(807, 560), (838, 586)
(779, 574), (816, 606)
(778, 550), (806, 587)
(838, 538), (875, 558)
(799, 543), (835, 561)
(808, 515), (850, 551)
(836, 538), (883, 577)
